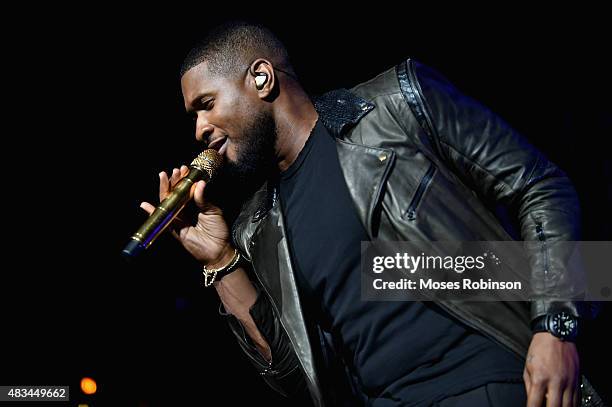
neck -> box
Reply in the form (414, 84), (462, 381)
(273, 84), (319, 173)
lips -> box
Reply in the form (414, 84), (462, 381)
(218, 138), (229, 155)
(207, 136), (227, 152)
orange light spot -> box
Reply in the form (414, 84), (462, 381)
(80, 377), (97, 395)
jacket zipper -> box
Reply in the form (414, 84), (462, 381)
(405, 163), (436, 220)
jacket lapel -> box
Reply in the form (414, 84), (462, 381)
(316, 88), (395, 237)
(249, 201), (324, 406)
(335, 139), (395, 238)
(237, 88), (391, 406)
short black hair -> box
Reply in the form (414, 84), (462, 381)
(180, 21), (295, 78)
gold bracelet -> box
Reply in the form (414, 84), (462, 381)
(202, 248), (241, 287)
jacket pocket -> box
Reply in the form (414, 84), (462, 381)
(403, 161), (436, 220)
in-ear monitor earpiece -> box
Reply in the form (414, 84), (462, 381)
(255, 73), (268, 90)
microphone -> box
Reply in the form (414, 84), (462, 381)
(122, 149), (223, 258)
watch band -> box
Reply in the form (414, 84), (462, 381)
(531, 312), (578, 342)
(531, 315), (548, 334)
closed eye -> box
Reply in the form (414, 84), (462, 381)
(200, 98), (214, 111)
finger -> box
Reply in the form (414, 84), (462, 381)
(572, 386), (579, 407)
(527, 382), (546, 407)
(140, 202), (156, 215)
(159, 171), (170, 201)
(546, 384), (562, 407)
(180, 164), (189, 177)
(170, 167), (180, 187)
(193, 180), (207, 210)
(523, 368), (531, 395)
(564, 376), (580, 407)
(562, 387), (574, 407)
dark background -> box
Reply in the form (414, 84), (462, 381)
(2, 6), (610, 406)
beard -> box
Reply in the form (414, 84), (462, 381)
(204, 109), (278, 219)
(224, 109), (278, 190)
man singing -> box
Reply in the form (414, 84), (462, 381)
(140, 21), (600, 406)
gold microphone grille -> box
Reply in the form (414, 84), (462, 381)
(190, 149), (223, 179)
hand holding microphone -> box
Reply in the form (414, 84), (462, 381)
(123, 149), (236, 269)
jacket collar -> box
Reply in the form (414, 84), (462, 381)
(313, 89), (375, 136)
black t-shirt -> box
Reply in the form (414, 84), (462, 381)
(278, 119), (524, 405)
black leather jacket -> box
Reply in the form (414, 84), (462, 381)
(222, 59), (603, 406)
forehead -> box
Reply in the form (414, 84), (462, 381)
(181, 62), (233, 100)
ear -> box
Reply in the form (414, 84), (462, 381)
(247, 58), (275, 98)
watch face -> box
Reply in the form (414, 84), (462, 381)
(550, 312), (577, 338)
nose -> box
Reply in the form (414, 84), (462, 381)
(195, 114), (215, 145)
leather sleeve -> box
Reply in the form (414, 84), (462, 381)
(408, 60), (597, 321)
(219, 281), (308, 399)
